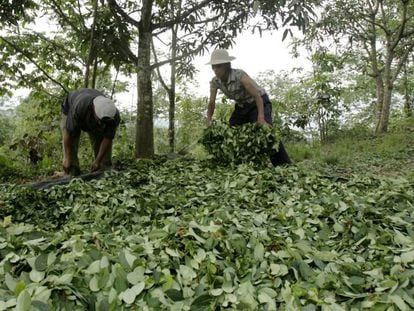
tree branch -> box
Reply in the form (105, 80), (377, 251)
(153, 0), (212, 30)
(151, 37), (170, 93)
(49, 0), (83, 35)
(0, 36), (68, 93)
(106, 0), (141, 28)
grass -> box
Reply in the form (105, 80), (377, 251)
(1, 122), (413, 184)
(287, 126), (414, 179)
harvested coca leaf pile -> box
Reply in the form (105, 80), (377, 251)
(0, 158), (413, 310)
(200, 121), (280, 165)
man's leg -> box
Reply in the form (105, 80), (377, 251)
(61, 114), (81, 175)
(229, 108), (246, 126)
(270, 142), (292, 166)
(88, 132), (112, 168)
(251, 98), (292, 166)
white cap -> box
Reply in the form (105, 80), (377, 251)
(93, 96), (117, 119)
(205, 49), (236, 65)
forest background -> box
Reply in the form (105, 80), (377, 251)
(0, 0), (413, 180)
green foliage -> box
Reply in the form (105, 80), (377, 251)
(286, 142), (318, 162)
(388, 116), (414, 133)
(256, 57), (344, 143)
(112, 116), (135, 166)
(0, 155), (413, 309)
(0, 112), (15, 146)
(9, 93), (61, 169)
(200, 121), (280, 166)
(175, 96), (205, 152)
(0, 153), (20, 181)
(0, 0), (38, 26)
(213, 100), (233, 122)
(288, 125), (414, 179)
(153, 127), (170, 155)
(153, 93), (209, 155)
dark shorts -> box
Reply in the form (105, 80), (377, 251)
(229, 94), (273, 126)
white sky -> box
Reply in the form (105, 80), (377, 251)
(3, 28), (311, 113)
(115, 29), (311, 112)
(195, 31), (310, 92)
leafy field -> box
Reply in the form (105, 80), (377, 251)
(1, 155), (413, 310)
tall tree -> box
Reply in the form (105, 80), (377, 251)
(106, 0), (317, 158)
(304, 0), (414, 134)
(152, 0), (182, 153)
(0, 0), (132, 168)
(0, 0), (133, 97)
(401, 58), (413, 117)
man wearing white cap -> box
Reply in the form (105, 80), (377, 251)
(206, 49), (291, 166)
(61, 88), (120, 175)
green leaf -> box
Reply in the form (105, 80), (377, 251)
(258, 290), (276, 311)
(254, 243), (265, 261)
(270, 263), (288, 276)
(120, 282), (145, 304)
(86, 260), (101, 274)
(190, 294), (215, 311)
(333, 222), (344, 232)
(389, 295), (409, 311)
(6, 224), (34, 236)
(16, 290), (31, 311)
(120, 288), (137, 304)
(222, 280), (234, 293)
(89, 275), (100, 292)
(165, 248), (180, 257)
(121, 250), (137, 269)
(100, 256), (110, 269)
(108, 287), (118, 304)
(148, 229), (168, 240)
(127, 267), (145, 285)
(32, 286), (51, 302)
(179, 265), (196, 284)
(165, 289), (184, 301)
(31, 300), (52, 311)
(47, 253), (57, 266)
(15, 280), (26, 296)
(210, 288), (223, 296)
(34, 254), (48, 272)
(55, 274), (73, 285)
(401, 250), (414, 264)
(5, 273), (18, 292)
(29, 270), (45, 283)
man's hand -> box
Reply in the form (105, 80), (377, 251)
(257, 116), (269, 126)
(90, 161), (102, 172)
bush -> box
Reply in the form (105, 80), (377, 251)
(0, 153), (20, 182)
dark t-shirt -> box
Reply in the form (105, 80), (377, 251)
(61, 88), (120, 139)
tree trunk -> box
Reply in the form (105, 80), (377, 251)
(92, 57), (98, 88)
(168, 26), (178, 153)
(405, 99), (413, 118)
(377, 81), (393, 133)
(167, 0), (182, 153)
(135, 0), (154, 158)
(403, 62), (413, 117)
(84, 0), (98, 88)
(375, 46), (394, 134)
(374, 74), (385, 134)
